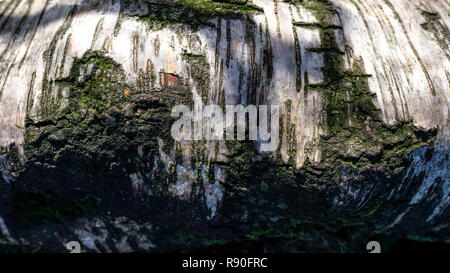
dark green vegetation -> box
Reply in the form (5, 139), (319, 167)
(11, 51), (193, 226)
(215, 0), (438, 250)
(134, 0), (263, 30)
(288, 1), (434, 168)
(13, 190), (101, 223)
(0, 244), (43, 254)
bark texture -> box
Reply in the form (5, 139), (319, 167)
(0, 0), (448, 252)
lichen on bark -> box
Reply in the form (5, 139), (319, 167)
(0, 0), (447, 253)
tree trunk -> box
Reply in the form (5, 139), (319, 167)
(0, 0), (448, 252)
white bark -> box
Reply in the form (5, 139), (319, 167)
(0, 0), (448, 165)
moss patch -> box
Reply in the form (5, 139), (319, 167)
(136, 0), (263, 31)
(13, 190), (102, 224)
(297, 0), (437, 176)
(19, 51), (194, 225)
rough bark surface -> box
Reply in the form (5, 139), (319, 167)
(0, 0), (448, 252)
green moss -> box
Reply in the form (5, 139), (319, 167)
(406, 234), (436, 243)
(181, 50), (205, 60)
(285, 0), (334, 23)
(171, 231), (227, 248)
(356, 199), (381, 216)
(21, 50), (197, 226)
(13, 190), (102, 224)
(246, 227), (275, 240)
(293, 22), (342, 30)
(175, 0), (264, 15)
(138, 0), (263, 31)
(0, 244), (44, 253)
(296, 0), (437, 176)
(55, 51), (129, 116)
